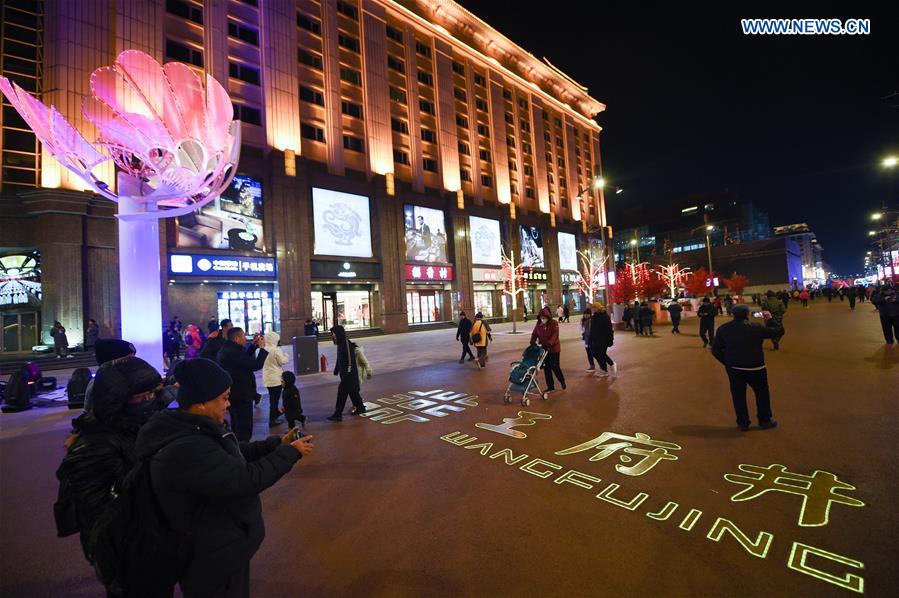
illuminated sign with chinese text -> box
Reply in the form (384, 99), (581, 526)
(405, 264), (455, 282)
(168, 253), (276, 277)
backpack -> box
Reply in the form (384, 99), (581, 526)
(87, 456), (188, 597)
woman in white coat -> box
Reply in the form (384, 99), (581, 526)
(262, 331), (290, 427)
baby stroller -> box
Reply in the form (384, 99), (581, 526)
(503, 344), (549, 406)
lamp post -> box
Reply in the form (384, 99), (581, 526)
(630, 237), (640, 264)
(572, 176), (623, 305)
(705, 225), (715, 273)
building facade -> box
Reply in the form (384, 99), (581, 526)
(0, 0), (606, 352)
(773, 223), (826, 286)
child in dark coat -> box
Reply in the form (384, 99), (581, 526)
(280, 371), (306, 428)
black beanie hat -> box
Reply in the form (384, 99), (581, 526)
(174, 358), (232, 408)
(95, 338), (136, 366)
(91, 356), (162, 419)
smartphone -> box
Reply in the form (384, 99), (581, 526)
(293, 429), (305, 440)
(751, 311), (763, 318)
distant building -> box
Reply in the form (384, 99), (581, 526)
(609, 192), (771, 264)
(774, 223), (826, 285)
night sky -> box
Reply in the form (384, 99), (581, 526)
(458, 1), (899, 275)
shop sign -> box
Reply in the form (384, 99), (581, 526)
(472, 267), (503, 282)
(523, 270), (549, 282)
(405, 264), (454, 281)
(311, 260), (382, 280)
(169, 253), (276, 277)
(561, 272), (579, 285)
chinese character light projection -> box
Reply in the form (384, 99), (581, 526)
(0, 50), (241, 371)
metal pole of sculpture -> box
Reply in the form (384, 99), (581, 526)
(0, 51), (241, 372)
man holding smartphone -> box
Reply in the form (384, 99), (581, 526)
(711, 305), (784, 431)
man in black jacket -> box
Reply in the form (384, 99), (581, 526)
(136, 358), (314, 597)
(327, 325), (366, 421)
(456, 311), (475, 363)
(200, 318), (232, 359)
(216, 327), (267, 441)
(697, 297), (717, 348)
(712, 305), (784, 431)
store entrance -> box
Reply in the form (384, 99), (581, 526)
(406, 290), (443, 324)
(1, 311), (39, 352)
(216, 291), (274, 335)
(312, 290), (372, 331)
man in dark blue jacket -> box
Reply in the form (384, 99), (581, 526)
(136, 358), (314, 597)
(697, 297), (717, 347)
(712, 305), (784, 431)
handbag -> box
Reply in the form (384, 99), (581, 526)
(470, 322), (483, 344)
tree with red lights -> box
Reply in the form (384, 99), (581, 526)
(501, 248), (527, 334)
(686, 267), (713, 297)
(610, 267), (637, 304)
(724, 273), (749, 295)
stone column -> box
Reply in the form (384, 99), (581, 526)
(372, 181), (407, 333)
(544, 230), (563, 306)
(450, 210), (474, 315)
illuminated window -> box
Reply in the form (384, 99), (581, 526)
(298, 49), (322, 69)
(165, 39), (203, 67)
(299, 86), (324, 106)
(301, 123), (325, 142)
(233, 103), (261, 126)
(336, 0), (358, 20)
(390, 87), (407, 104)
(341, 101), (363, 119)
(415, 40), (431, 58)
(339, 66), (362, 85)
(387, 56), (405, 73)
(343, 135), (364, 153)
(419, 99), (435, 115)
(229, 62), (260, 85)
(417, 70), (433, 87)
(338, 33), (360, 53)
(297, 12), (321, 34)
(228, 20), (259, 45)
(422, 158), (438, 172)
(386, 25), (404, 43)
(391, 118), (409, 134)
(166, 0), (203, 25)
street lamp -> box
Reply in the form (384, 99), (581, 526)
(883, 156), (898, 168)
(871, 213), (883, 220)
(630, 237), (640, 263)
(572, 175), (624, 304)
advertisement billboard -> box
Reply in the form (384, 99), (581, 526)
(312, 188), (373, 258)
(558, 232), (578, 271)
(168, 253), (276, 277)
(519, 225), (545, 268)
(469, 216), (502, 266)
(176, 175), (264, 252)
(0, 251), (41, 306)
(404, 205), (448, 263)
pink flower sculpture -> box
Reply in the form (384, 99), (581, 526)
(0, 50), (240, 221)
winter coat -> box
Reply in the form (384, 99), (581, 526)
(135, 410), (301, 593)
(762, 298), (786, 324)
(355, 344), (372, 385)
(51, 325), (69, 349)
(56, 415), (138, 559)
(217, 340), (268, 405)
(875, 290), (898, 317)
(262, 332), (290, 387)
(456, 317), (473, 342)
(580, 315), (592, 347)
(199, 331), (226, 359)
(282, 386), (303, 422)
(622, 307), (633, 321)
(530, 307), (561, 353)
(470, 319), (490, 348)
(697, 303), (717, 321)
(667, 303), (683, 320)
(588, 311), (614, 349)
(332, 326), (360, 391)
(85, 324), (100, 348)
(712, 319), (784, 369)
(184, 325), (203, 359)
(638, 306), (654, 325)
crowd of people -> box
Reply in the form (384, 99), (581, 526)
(45, 276), (897, 596)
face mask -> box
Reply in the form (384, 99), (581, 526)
(124, 396), (159, 424)
(540, 317), (547, 324)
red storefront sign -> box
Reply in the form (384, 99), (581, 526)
(405, 264), (454, 281)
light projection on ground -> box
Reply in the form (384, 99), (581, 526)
(474, 411), (553, 439)
(360, 390), (478, 425)
(554, 432), (682, 476)
(724, 464), (865, 527)
(0, 50), (240, 371)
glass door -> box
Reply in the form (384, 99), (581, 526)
(323, 293), (336, 331)
(245, 299), (263, 334)
(1, 312), (38, 352)
(229, 300), (247, 331)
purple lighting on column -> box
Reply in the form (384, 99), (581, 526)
(0, 50), (241, 372)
